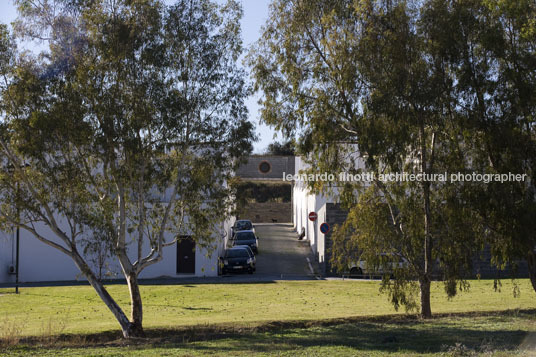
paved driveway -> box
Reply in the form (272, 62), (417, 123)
(253, 223), (314, 277)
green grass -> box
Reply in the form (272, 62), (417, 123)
(2, 311), (536, 356)
(1, 279), (536, 355)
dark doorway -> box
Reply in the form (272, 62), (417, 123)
(177, 236), (196, 274)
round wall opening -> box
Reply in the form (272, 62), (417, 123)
(258, 161), (272, 174)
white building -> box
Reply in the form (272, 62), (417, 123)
(0, 210), (234, 285)
(292, 154), (367, 275)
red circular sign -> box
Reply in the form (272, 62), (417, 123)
(308, 212), (318, 221)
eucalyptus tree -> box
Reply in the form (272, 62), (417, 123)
(423, 0), (536, 291)
(0, 0), (253, 337)
(249, 0), (482, 317)
(481, 0), (536, 293)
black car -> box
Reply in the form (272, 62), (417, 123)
(231, 220), (255, 235)
(229, 230), (259, 253)
(234, 245), (256, 266)
(221, 247), (255, 274)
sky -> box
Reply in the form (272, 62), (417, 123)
(0, 0), (278, 154)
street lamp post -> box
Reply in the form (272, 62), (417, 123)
(7, 165), (21, 294)
(15, 200), (19, 294)
(5, 162), (26, 294)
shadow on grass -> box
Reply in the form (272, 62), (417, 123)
(3, 309), (535, 354)
(0, 292), (19, 296)
(178, 321), (526, 355)
(0, 279), (282, 289)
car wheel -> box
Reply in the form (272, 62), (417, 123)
(349, 267), (363, 277)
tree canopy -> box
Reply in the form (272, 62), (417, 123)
(250, 0), (535, 317)
(0, 0), (253, 337)
(265, 139), (296, 156)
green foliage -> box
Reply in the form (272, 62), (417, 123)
(2, 0), (253, 247)
(265, 140), (296, 156)
(444, 0), (536, 287)
(231, 179), (291, 218)
(234, 181), (291, 204)
(0, 0), (253, 336)
(332, 182), (479, 312)
(249, 0), (534, 316)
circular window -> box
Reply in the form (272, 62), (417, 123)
(258, 161), (271, 174)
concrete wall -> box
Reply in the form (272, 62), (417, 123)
(235, 155), (295, 180)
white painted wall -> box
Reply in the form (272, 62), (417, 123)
(0, 156), (236, 284)
(0, 229), (16, 283)
(317, 204), (327, 266)
(292, 152), (367, 270)
(292, 157), (337, 264)
(0, 214), (231, 284)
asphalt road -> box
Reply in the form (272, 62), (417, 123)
(253, 223), (314, 277)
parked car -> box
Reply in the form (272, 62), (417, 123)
(228, 230), (259, 253)
(231, 219), (255, 236)
(221, 247), (255, 274)
(348, 253), (408, 277)
(233, 245), (256, 266)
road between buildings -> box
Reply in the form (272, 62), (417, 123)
(253, 223), (315, 277)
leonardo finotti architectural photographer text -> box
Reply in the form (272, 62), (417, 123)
(283, 172), (528, 183)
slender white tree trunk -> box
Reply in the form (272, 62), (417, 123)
(70, 248), (136, 337)
(126, 272), (144, 337)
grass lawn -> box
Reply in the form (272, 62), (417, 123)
(2, 311), (536, 356)
(1, 279), (535, 355)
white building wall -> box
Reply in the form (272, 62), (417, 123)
(292, 153), (367, 272)
(0, 229), (16, 283)
(0, 157), (236, 284)
(292, 157), (335, 264)
(317, 204), (327, 266)
(0, 214), (231, 284)
(0, 219), (94, 284)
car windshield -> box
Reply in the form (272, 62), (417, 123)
(235, 221), (252, 230)
(235, 232), (255, 241)
(235, 246), (253, 256)
(225, 249), (249, 258)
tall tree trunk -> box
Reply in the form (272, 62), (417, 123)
(70, 249), (135, 338)
(421, 181), (433, 318)
(419, 277), (432, 318)
(127, 273), (145, 337)
(420, 124), (434, 319)
(526, 250), (536, 294)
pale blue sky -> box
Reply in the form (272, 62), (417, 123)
(0, 0), (278, 153)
